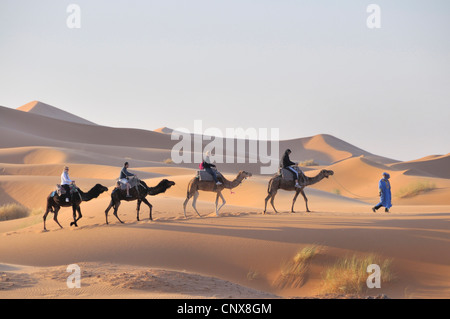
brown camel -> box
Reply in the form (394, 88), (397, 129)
(104, 178), (175, 224)
(183, 170), (252, 218)
(264, 169), (334, 214)
(43, 184), (109, 231)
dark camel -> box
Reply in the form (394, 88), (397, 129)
(104, 178), (175, 224)
(183, 170), (252, 218)
(264, 169), (334, 214)
(43, 184), (109, 231)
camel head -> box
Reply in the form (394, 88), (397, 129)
(238, 170), (252, 179)
(90, 184), (109, 194)
(81, 184), (109, 201)
(320, 169), (334, 178)
(147, 179), (176, 195)
(162, 179), (176, 189)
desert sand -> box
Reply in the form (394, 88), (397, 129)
(0, 102), (449, 299)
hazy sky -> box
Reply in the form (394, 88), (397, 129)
(1, 0), (449, 161)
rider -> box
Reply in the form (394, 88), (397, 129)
(61, 166), (75, 202)
(119, 162), (136, 197)
(280, 149), (302, 188)
(202, 151), (222, 186)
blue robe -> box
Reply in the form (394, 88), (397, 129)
(377, 178), (392, 209)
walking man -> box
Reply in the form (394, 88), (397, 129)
(372, 172), (392, 213)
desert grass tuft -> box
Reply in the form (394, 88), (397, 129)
(321, 254), (395, 295)
(298, 159), (318, 167)
(396, 181), (436, 198)
(247, 269), (259, 281)
(332, 188), (341, 196)
(273, 245), (319, 289)
(163, 158), (174, 164)
(0, 203), (30, 221)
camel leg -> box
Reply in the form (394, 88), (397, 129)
(216, 191), (226, 216)
(269, 191), (279, 214)
(105, 200), (114, 225)
(215, 193), (219, 216)
(70, 205), (77, 227)
(192, 191), (201, 218)
(183, 187), (195, 219)
(70, 206), (82, 227)
(183, 197), (190, 219)
(53, 207), (63, 229)
(43, 207), (52, 231)
(76, 206), (82, 224)
(300, 189), (310, 212)
(264, 194), (271, 214)
(291, 190), (301, 213)
(113, 201), (125, 224)
(142, 197), (153, 221)
(136, 199), (142, 221)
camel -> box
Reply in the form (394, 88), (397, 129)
(104, 178), (175, 224)
(183, 170), (252, 218)
(264, 169), (334, 214)
(43, 183), (109, 231)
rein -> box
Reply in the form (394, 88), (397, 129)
(331, 175), (374, 199)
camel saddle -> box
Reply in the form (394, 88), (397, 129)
(279, 167), (305, 183)
(56, 184), (77, 196)
(118, 176), (140, 190)
(197, 169), (223, 182)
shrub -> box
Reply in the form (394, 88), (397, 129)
(298, 159), (318, 167)
(273, 245), (319, 288)
(0, 203), (30, 221)
(321, 254), (395, 295)
(247, 269), (259, 281)
(332, 188), (341, 196)
(163, 158), (174, 164)
(396, 181), (436, 198)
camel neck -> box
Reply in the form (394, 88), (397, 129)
(305, 172), (325, 186)
(223, 174), (245, 189)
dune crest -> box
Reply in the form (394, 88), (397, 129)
(17, 101), (97, 126)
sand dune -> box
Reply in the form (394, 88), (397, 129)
(0, 262), (278, 299)
(0, 105), (171, 149)
(279, 134), (397, 166)
(389, 154), (450, 179)
(0, 102), (449, 299)
(17, 101), (97, 126)
(154, 127), (175, 134)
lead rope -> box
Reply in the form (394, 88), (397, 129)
(331, 175), (374, 199)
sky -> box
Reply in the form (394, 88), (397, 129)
(0, 0), (449, 161)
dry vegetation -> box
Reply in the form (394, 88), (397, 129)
(273, 245), (319, 289)
(0, 203), (30, 221)
(298, 159), (318, 167)
(320, 254), (395, 295)
(396, 181), (436, 198)
(163, 158), (174, 164)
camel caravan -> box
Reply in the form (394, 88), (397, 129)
(42, 150), (334, 231)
